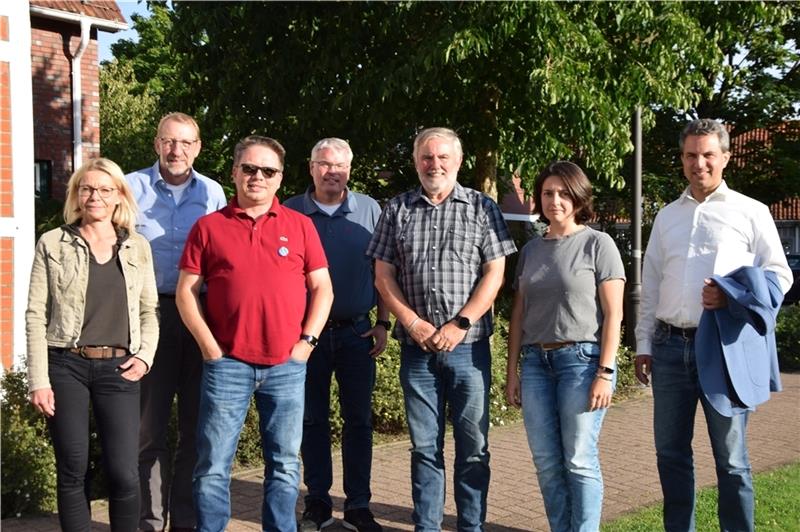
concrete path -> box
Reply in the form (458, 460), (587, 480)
(4, 373), (799, 531)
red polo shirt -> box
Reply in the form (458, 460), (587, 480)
(180, 196), (327, 365)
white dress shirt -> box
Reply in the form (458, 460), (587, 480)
(636, 181), (792, 355)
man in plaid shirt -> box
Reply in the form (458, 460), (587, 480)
(367, 127), (516, 531)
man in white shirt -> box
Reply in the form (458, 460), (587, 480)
(634, 118), (791, 532)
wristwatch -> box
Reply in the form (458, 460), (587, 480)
(453, 315), (472, 331)
(375, 319), (392, 331)
(597, 365), (615, 374)
(300, 334), (319, 347)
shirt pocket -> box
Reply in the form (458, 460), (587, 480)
(47, 250), (77, 291)
(447, 222), (480, 264)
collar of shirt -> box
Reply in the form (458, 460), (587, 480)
(227, 195), (280, 220)
(410, 181), (470, 206)
(300, 186), (355, 216)
(144, 161), (200, 191)
(678, 179), (731, 205)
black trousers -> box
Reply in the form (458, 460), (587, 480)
(46, 347), (140, 532)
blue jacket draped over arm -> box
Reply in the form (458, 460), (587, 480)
(696, 266), (783, 417)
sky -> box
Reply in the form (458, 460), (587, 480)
(96, 1), (149, 63)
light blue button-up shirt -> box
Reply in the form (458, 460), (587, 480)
(126, 162), (227, 294)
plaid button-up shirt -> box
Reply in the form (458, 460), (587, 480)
(367, 182), (517, 344)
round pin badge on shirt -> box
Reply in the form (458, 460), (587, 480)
(278, 246), (289, 257)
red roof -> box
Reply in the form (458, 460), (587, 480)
(770, 197), (800, 221)
(30, 0), (126, 25)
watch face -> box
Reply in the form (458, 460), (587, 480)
(457, 316), (471, 330)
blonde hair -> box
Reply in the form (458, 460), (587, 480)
(63, 158), (138, 232)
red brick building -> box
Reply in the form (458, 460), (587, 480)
(0, 1), (126, 370)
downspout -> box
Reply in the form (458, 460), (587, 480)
(70, 17), (92, 169)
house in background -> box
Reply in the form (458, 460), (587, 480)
(0, 1), (126, 371)
(500, 122), (800, 253)
(770, 198), (800, 253)
(729, 123), (800, 253)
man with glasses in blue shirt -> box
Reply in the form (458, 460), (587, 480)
(285, 138), (389, 532)
(126, 112), (227, 532)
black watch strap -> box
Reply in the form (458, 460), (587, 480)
(375, 319), (392, 331)
(598, 365), (615, 374)
(300, 334), (319, 347)
(454, 315), (472, 331)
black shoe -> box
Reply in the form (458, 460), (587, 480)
(298, 500), (334, 532)
(342, 508), (382, 532)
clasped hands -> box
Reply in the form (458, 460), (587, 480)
(408, 318), (467, 352)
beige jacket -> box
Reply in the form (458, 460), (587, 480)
(25, 226), (159, 392)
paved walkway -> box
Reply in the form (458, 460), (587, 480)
(5, 373), (799, 531)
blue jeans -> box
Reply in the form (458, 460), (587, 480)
(520, 342), (611, 532)
(400, 339), (491, 532)
(193, 355), (306, 532)
(652, 322), (753, 532)
(302, 318), (376, 510)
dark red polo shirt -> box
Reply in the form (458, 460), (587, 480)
(180, 196), (328, 365)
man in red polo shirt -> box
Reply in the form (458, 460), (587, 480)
(176, 135), (333, 532)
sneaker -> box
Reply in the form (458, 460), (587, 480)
(342, 508), (382, 532)
(298, 500), (334, 532)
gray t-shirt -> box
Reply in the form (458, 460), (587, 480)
(513, 226), (625, 345)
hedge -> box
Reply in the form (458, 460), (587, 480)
(5, 303), (798, 516)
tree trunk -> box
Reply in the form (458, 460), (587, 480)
(473, 85), (500, 200)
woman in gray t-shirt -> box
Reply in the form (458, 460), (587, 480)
(506, 161), (625, 531)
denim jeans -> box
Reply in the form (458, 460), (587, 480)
(652, 322), (753, 532)
(193, 355), (306, 532)
(520, 342), (611, 532)
(301, 318), (376, 511)
(139, 296), (202, 530)
(400, 338), (491, 532)
(47, 347), (141, 532)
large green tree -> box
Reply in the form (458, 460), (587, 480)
(103, 1), (796, 204)
(639, 1), (799, 207)
(99, 59), (158, 171)
(165, 1), (725, 199)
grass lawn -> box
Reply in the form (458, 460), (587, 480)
(602, 461), (800, 531)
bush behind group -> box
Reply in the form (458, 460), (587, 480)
(4, 304), (798, 517)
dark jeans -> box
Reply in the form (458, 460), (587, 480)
(139, 296), (202, 530)
(47, 347), (141, 532)
(652, 322), (754, 532)
(301, 318), (376, 510)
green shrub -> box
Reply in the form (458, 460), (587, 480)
(371, 341), (407, 434)
(1, 371), (57, 517)
(776, 304), (800, 371)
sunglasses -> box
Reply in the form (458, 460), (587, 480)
(238, 163), (282, 179)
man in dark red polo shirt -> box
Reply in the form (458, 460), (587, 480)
(176, 135), (333, 532)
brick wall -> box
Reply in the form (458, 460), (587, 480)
(1, 13), (13, 368)
(30, 17), (100, 199)
(0, 238), (12, 369)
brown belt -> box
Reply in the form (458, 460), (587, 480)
(539, 342), (576, 351)
(69, 346), (129, 359)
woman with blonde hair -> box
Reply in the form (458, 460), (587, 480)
(506, 161), (625, 531)
(26, 158), (158, 531)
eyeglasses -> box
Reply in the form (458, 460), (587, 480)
(312, 161), (350, 171)
(158, 137), (198, 150)
(238, 163), (282, 179)
(78, 185), (117, 198)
